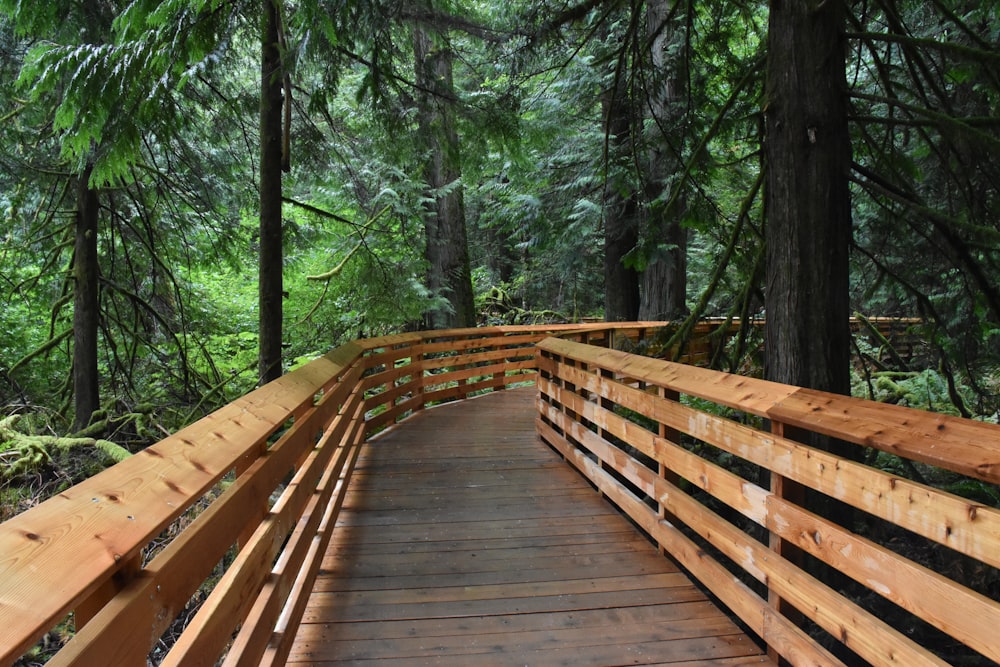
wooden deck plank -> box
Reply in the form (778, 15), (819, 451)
(289, 388), (775, 666)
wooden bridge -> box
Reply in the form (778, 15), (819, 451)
(1, 322), (998, 666)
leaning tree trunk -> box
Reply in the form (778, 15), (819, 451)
(764, 0), (851, 397)
(73, 167), (100, 431)
(413, 21), (476, 330)
(258, 0), (284, 384)
(603, 64), (641, 322)
(639, 0), (688, 322)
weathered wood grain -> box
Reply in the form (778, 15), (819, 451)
(1, 320), (988, 667)
(0, 343), (363, 665)
(538, 338), (1000, 666)
(289, 388), (774, 667)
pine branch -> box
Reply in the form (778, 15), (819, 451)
(850, 162), (1000, 248)
(281, 196), (356, 227)
(851, 166), (1000, 322)
(656, 51), (763, 219)
(849, 91), (1000, 153)
(306, 241), (364, 282)
(8, 328), (73, 376)
(848, 114), (1000, 129)
(925, 0), (995, 53)
(399, 8), (511, 42)
(663, 169), (765, 357)
(845, 31), (1000, 64)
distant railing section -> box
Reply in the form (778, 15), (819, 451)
(536, 336), (1000, 667)
(0, 321), (696, 667)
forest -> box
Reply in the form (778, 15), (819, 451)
(1, 0), (1000, 516)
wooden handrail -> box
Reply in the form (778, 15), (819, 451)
(0, 322), (676, 666)
(535, 336), (1000, 666)
(0, 317), (966, 666)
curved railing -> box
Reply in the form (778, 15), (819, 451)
(536, 337), (1000, 666)
(0, 322), (677, 666)
(0, 320), (995, 666)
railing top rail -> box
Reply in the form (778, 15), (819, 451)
(537, 336), (1000, 484)
(0, 323), (658, 663)
(0, 319), (940, 664)
(0, 341), (364, 663)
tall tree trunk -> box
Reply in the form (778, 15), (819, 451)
(259, 0), (284, 384)
(764, 0), (851, 397)
(639, 0), (688, 321)
(603, 67), (641, 322)
(765, 2), (856, 595)
(73, 167), (100, 431)
(413, 20), (476, 330)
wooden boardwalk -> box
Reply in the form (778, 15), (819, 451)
(288, 387), (774, 666)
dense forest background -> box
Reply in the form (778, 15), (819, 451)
(2, 0), (1000, 509)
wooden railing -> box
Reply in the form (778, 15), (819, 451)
(0, 319), (990, 666)
(0, 322), (683, 667)
(536, 337), (1000, 666)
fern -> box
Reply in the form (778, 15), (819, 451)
(5, 0), (239, 185)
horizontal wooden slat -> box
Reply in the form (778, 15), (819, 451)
(543, 360), (1000, 568)
(0, 343), (363, 664)
(362, 376), (419, 410)
(359, 363), (416, 392)
(540, 375), (1000, 663)
(420, 346), (534, 370)
(538, 337), (1000, 482)
(536, 397), (948, 667)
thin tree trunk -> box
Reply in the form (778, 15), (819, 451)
(639, 0), (688, 321)
(413, 20), (476, 329)
(764, 0), (852, 397)
(73, 167), (100, 431)
(259, 0), (284, 384)
(603, 66), (641, 322)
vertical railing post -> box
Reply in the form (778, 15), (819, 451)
(493, 334), (508, 392)
(596, 367), (615, 496)
(414, 345), (427, 410)
(562, 355), (578, 425)
(657, 386), (682, 556)
(237, 435), (270, 550)
(767, 419), (806, 662)
(74, 554), (143, 631)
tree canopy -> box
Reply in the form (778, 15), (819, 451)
(1, 0), (999, 482)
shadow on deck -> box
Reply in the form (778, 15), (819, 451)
(290, 388), (774, 666)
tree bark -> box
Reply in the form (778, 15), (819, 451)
(639, 0), (688, 321)
(764, 0), (852, 397)
(603, 62), (641, 322)
(764, 2), (856, 606)
(259, 0), (284, 384)
(413, 20), (476, 329)
(73, 167), (100, 431)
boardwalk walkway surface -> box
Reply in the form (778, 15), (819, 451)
(288, 387), (774, 666)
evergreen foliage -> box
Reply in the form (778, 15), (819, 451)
(1, 3), (999, 664)
(0, 0), (998, 498)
